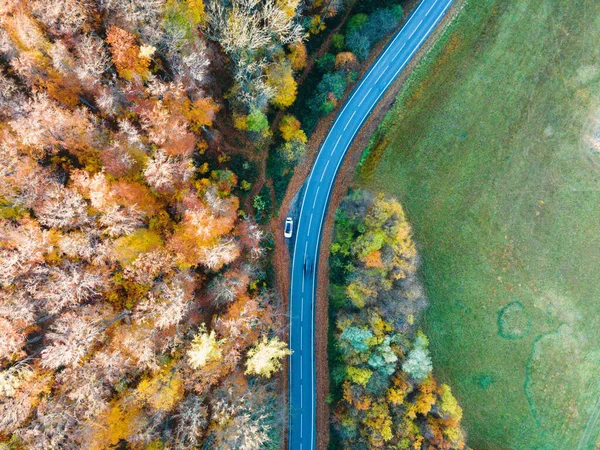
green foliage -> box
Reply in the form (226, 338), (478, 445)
(402, 345), (432, 382)
(246, 109), (269, 132)
(347, 366), (372, 386)
(346, 14), (369, 34)
(331, 33), (345, 53)
(316, 53), (336, 72)
(340, 326), (373, 352)
(254, 184), (272, 224)
(308, 71), (347, 116)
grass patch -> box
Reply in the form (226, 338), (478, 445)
(359, 0), (600, 448)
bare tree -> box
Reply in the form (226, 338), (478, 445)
(171, 395), (208, 449)
(134, 272), (194, 330)
(41, 306), (109, 369)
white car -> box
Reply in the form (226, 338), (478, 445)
(284, 217), (293, 238)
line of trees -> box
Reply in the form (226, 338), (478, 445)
(328, 189), (468, 449)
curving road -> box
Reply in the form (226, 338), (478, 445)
(287, 0), (454, 448)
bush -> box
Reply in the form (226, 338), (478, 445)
(254, 184), (273, 224)
(331, 33), (345, 52)
(346, 13), (369, 34)
(247, 109), (269, 132)
(316, 53), (336, 73)
(346, 31), (371, 61)
(362, 8), (399, 42)
(308, 71), (348, 116)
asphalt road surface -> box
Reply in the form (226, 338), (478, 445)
(288, 0), (454, 448)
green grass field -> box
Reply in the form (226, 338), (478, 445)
(358, 0), (600, 448)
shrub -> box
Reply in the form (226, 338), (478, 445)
(362, 8), (399, 42)
(346, 13), (369, 34)
(331, 33), (345, 52)
(246, 109), (269, 132)
(335, 52), (358, 72)
(308, 71), (348, 116)
(254, 184), (272, 224)
(346, 31), (371, 61)
(316, 53), (336, 73)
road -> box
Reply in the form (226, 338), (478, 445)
(287, 0), (454, 448)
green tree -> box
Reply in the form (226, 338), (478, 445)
(246, 109), (269, 132)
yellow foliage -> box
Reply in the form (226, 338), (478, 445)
(188, 325), (223, 369)
(386, 387), (405, 405)
(443, 424), (465, 447)
(440, 383), (463, 421)
(347, 366), (372, 386)
(145, 440), (164, 450)
(279, 114), (307, 143)
(335, 52), (357, 71)
(184, 97), (219, 131)
(113, 229), (163, 265)
(288, 42), (307, 71)
(309, 15), (326, 34)
(276, 0), (301, 17)
(364, 402), (393, 444)
(90, 400), (143, 450)
(233, 113), (248, 130)
(346, 280), (376, 308)
(369, 313), (392, 336)
(414, 390), (436, 415)
(187, 0), (206, 25)
(266, 64), (297, 109)
(136, 368), (184, 411)
(245, 336), (292, 378)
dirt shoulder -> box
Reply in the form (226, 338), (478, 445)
(271, 1), (464, 447)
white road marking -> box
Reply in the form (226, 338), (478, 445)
(343, 110), (357, 130)
(358, 87), (373, 107)
(426, 0), (437, 15)
(330, 135), (342, 155)
(320, 161), (330, 182)
(312, 186), (320, 208)
(375, 66), (388, 84)
(308, 213), (314, 234)
(409, 20), (423, 39)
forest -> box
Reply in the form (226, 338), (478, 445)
(328, 189), (467, 449)
(0, 0), (315, 447)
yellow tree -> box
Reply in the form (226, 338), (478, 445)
(279, 114), (307, 142)
(245, 336), (291, 378)
(266, 63), (297, 109)
(188, 325), (223, 369)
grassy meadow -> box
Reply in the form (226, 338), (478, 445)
(358, 0), (600, 448)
